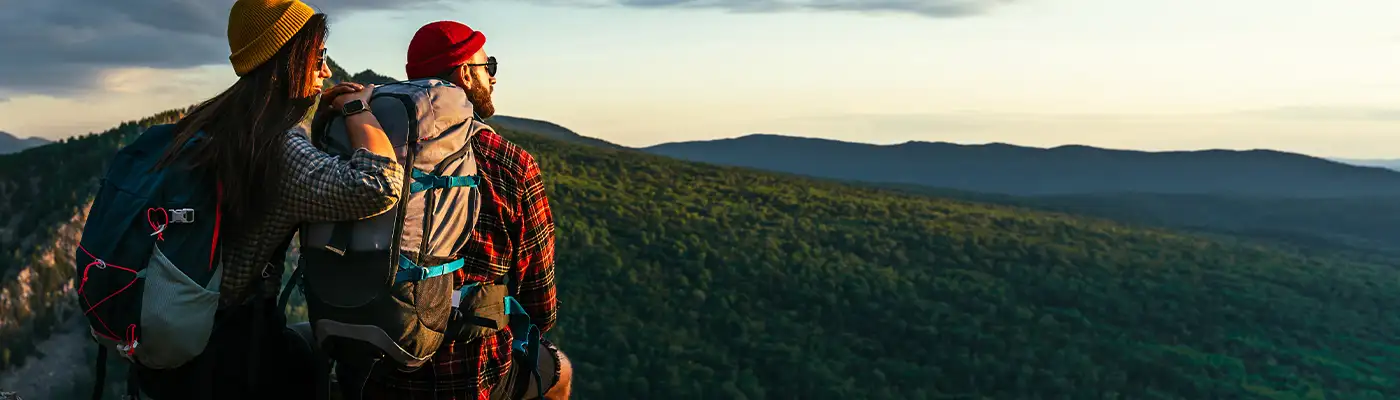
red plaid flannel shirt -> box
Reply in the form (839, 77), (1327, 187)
(361, 129), (558, 399)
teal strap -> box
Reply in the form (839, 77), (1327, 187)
(409, 168), (478, 194)
(502, 296), (545, 400)
(504, 296), (528, 319)
(395, 254), (466, 283)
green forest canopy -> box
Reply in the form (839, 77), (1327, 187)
(507, 127), (1400, 400)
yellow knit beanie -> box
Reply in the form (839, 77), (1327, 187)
(227, 0), (316, 76)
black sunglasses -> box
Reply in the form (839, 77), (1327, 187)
(315, 48), (327, 70)
(463, 56), (497, 77)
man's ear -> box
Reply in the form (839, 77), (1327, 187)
(454, 65), (473, 89)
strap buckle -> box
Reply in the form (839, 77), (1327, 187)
(410, 169), (479, 193)
(261, 262), (274, 279)
(116, 340), (139, 361)
(404, 267), (430, 282)
(169, 208), (195, 224)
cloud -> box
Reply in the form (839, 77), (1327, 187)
(526, 0), (1015, 17)
(0, 0), (444, 97)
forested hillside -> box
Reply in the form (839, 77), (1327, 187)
(636, 134), (1400, 263)
(3, 72), (1400, 399)
(855, 184), (1400, 263)
(514, 128), (1400, 400)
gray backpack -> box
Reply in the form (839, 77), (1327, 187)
(278, 79), (543, 395)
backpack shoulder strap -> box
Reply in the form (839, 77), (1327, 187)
(275, 230), (305, 315)
(246, 230), (295, 392)
(497, 273), (546, 400)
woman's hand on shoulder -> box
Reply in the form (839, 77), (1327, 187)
(320, 82), (358, 112)
(329, 83), (376, 112)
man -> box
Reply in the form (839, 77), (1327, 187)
(341, 20), (572, 400)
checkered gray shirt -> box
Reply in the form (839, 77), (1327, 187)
(216, 127), (404, 307)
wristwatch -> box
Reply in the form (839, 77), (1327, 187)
(341, 99), (369, 116)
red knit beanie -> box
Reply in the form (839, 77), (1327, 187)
(406, 21), (486, 80)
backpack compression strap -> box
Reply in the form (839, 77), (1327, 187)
(505, 297), (545, 400)
(394, 166), (479, 283)
(497, 269), (546, 400)
(324, 169), (480, 257)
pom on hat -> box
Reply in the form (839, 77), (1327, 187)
(406, 21), (487, 80)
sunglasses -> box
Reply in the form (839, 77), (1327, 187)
(316, 48), (327, 70)
(463, 56), (497, 77)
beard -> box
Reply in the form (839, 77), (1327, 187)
(466, 82), (495, 119)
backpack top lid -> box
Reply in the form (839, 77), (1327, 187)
(377, 78), (478, 141)
(318, 78), (488, 165)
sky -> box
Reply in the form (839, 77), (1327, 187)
(1, 0), (1398, 158)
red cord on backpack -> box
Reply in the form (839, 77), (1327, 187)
(210, 182), (223, 271)
(76, 244), (142, 346)
(147, 207), (168, 241)
(121, 324), (140, 357)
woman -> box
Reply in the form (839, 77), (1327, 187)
(136, 0), (402, 398)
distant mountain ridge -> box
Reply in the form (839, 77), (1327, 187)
(486, 116), (625, 149)
(0, 132), (49, 155)
(1332, 157), (1400, 171)
(642, 134), (1400, 198)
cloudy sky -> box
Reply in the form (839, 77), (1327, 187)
(1, 0), (1398, 158)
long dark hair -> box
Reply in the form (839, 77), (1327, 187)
(156, 13), (329, 238)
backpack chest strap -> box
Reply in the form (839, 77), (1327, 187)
(395, 254), (466, 283)
(409, 168), (478, 194)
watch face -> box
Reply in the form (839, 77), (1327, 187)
(345, 100), (364, 113)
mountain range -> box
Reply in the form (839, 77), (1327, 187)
(486, 115), (627, 150)
(3, 60), (1400, 399)
(0, 132), (49, 155)
(643, 134), (1400, 198)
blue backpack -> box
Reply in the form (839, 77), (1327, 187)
(74, 123), (280, 399)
